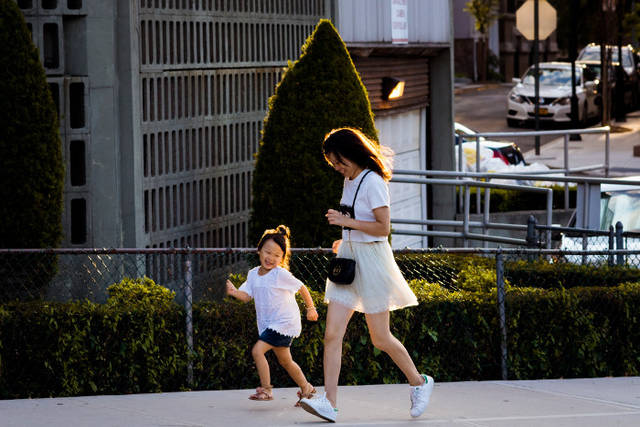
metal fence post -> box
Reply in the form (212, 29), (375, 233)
(608, 225), (615, 267)
(526, 215), (537, 248)
(616, 221), (624, 266)
(184, 252), (194, 386)
(496, 249), (508, 380)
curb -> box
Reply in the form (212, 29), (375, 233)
(454, 82), (513, 95)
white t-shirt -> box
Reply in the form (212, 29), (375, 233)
(340, 169), (390, 242)
(238, 266), (303, 337)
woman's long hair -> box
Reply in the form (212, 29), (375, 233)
(322, 128), (393, 181)
(257, 224), (292, 269)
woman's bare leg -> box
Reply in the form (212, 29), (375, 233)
(324, 302), (354, 407)
(365, 311), (424, 386)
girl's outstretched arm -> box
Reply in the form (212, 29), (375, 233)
(298, 285), (318, 321)
(226, 280), (251, 302)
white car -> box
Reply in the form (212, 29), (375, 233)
(454, 122), (526, 172)
(507, 62), (600, 126)
(561, 177), (640, 264)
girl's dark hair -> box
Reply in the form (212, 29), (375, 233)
(257, 224), (292, 269)
(323, 127), (393, 181)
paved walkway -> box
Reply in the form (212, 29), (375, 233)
(2, 377), (640, 426)
(523, 112), (640, 175)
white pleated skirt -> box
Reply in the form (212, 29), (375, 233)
(324, 240), (418, 314)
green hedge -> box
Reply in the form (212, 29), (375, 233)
(2, 279), (640, 398)
(0, 301), (187, 399)
(466, 186), (577, 213)
(504, 260), (640, 289)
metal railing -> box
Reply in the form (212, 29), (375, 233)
(390, 174), (553, 247)
(457, 126), (611, 176)
(391, 170), (640, 248)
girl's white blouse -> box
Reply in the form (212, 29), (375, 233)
(238, 266), (303, 338)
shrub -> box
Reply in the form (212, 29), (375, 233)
(250, 19), (378, 247)
(0, 300), (186, 399)
(3, 276), (640, 398)
(0, 0), (64, 299)
(505, 260), (640, 289)
(467, 185), (577, 213)
(107, 277), (176, 311)
(457, 263), (509, 292)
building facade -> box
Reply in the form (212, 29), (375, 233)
(16, 0), (454, 250)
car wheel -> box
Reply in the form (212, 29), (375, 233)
(507, 118), (519, 127)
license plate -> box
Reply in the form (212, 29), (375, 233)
(537, 107), (548, 115)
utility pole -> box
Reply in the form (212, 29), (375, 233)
(615, 3), (627, 122)
(570, 0), (581, 140)
(600, 0), (610, 127)
(534, 0), (540, 155)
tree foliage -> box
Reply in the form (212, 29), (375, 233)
(250, 19), (377, 247)
(464, 0), (500, 39)
(0, 0), (64, 297)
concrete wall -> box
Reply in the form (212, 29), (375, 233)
(336, 0), (451, 43)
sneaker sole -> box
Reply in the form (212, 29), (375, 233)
(299, 400), (336, 423)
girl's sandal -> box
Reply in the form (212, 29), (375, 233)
(294, 383), (316, 407)
(249, 385), (273, 401)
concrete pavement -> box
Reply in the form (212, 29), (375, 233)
(2, 377), (640, 426)
(523, 113), (640, 176)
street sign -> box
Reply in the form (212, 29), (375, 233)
(516, 0), (557, 41)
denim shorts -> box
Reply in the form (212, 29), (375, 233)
(258, 328), (293, 347)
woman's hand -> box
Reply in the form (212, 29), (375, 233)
(332, 239), (342, 254)
(326, 209), (352, 228)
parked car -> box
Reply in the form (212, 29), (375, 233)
(507, 62), (599, 127)
(574, 59), (615, 116)
(454, 122), (526, 171)
(599, 178), (640, 232)
(577, 43), (639, 109)
(561, 177), (640, 264)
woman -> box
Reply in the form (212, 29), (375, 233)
(299, 128), (434, 423)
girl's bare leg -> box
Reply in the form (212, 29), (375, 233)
(252, 340), (274, 389)
(273, 346), (313, 393)
(323, 302), (354, 407)
(365, 311), (424, 386)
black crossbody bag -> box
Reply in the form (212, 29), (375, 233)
(327, 170), (372, 285)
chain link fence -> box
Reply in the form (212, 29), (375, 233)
(2, 247), (640, 385)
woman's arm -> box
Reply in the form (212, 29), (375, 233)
(297, 285), (318, 321)
(226, 280), (251, 302)
(325, 206), (390, 237)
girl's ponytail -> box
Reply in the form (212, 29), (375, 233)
(276, 224), (290, 239)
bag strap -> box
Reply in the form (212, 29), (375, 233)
(350, 169), (372, 220)
(346, 169), (372, 246)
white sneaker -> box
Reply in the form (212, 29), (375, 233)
(410, 374), (434, 417)
(299, 392), (338, 423)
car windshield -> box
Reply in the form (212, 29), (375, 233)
(600, 191), (640, 231)
(579, 47), (632, 68)
(522, 68), (580, 86)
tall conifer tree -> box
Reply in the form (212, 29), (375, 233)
(250, 20), (377, 247)
(0, 0), (64, 298)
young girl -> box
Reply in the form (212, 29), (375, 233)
(226, 225), (319, 405)
(299, 128), (434, 422)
